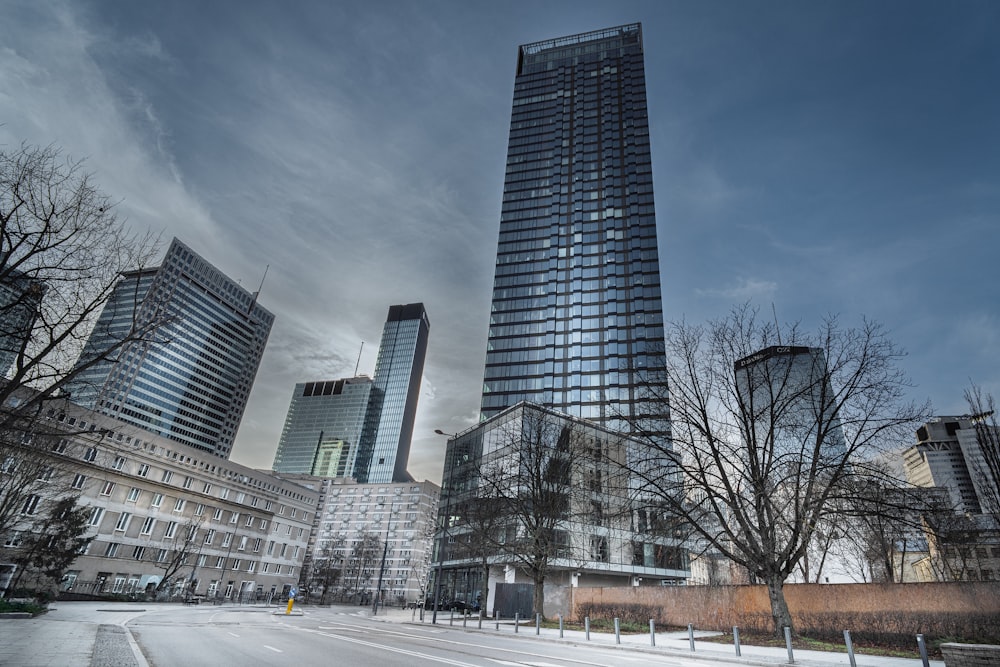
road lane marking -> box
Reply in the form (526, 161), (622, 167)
(227, 632), (240, 638)
(263, 645), (282, 653)
(295, 627), (478, 666)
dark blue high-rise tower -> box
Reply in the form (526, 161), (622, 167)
(481, 24), (666, 432)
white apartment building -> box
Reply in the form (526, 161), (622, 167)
(284, 475), (439, 606)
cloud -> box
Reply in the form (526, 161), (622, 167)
(695, 277), (778, 301)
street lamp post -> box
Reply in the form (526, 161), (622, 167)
(431, 429), (457, 624)
(372, 501), (396, 615)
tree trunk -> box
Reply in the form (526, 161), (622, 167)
(531, 572), (545, 619)
(765, 573), (793, 635)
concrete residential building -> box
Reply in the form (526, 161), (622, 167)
(480, 24), (667, 434)
(271, 377), (374, 475)
(355, 303), (429, 483)
(283, 475), (439, 606)
(64, 238), (274, 459)
(0, 395), (316, 600)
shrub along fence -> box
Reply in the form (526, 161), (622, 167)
(571, 582), (1000, 645)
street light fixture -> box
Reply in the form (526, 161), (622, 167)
(431, 429), (456, 624)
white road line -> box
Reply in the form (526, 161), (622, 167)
(295, 626), (478, 666)
(227, 632), (240, 638)
(263, 645), (282, 653)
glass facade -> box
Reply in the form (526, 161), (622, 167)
(0, 268), (45, 379)
(271, 377), (373, 475)
(481, 24), (666, 432)
(65, 238), (274, 458)
(354, 303), (429, 483)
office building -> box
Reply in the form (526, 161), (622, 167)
(355, 303), (429, 483)
(0, 269), (45, 378)
(0, 394), (316, 600)
(436, 403), (687, 617)
(734, 345), (847, 462)
(904, 416), (990, 515)
(271, 377), (374, 475)
(64, 238), (274, 459)
(481, 24), (666, 433)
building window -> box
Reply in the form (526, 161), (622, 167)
(245, 515), (253, 527)
(105, 542), (120, 558)
(230, 512), (239, 524)
(238, 536), (248, 551)
(115, 512), (131, 532)
(156, 549), (168, 563)
(204, 529), (216, 545)
(88, 507), (104, 526)
(150, 493), (163, 508)
(222, 532), (233, 548)
(72, 473), (87, 489)
(220, 488), (230, 500)
(183, 476), (193, 489)
(173, 498), (186, 512)
(162, 470), (173, 483)
(203, 482), (213, 494)
(213, 508), (223, 521)
(194, 503), (205, 516)
(21, 494), (41, 515)
(83, 447), (98, 462)
(215, 556), (225, 568)
(253, 538), (262, 553)
(132, 546), (146, 560)
(259, 519), (268, 531)
(164, 521), (177, 539)
(100, 481), (116, 496)
(140, 517), (156, 535)
(137, 464), (150, 478)
(127, 487), (141, 503)
(112, 456), (127, 471)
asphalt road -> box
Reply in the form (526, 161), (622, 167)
(127, 605), (712, 667)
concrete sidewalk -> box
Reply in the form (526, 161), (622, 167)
(368, 606), (946, 667)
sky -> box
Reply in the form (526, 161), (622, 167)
(2, 0), (998, 484)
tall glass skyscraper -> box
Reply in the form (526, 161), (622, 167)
(355, 303), (430, 483)
(481, 24), (666, 432)
(65, 238), (274, 458)
(271, 376), (373, 475)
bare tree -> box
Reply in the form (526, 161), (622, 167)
(630, 305), (926, 634)
(455, 406), (598, 618)
(342, 533), (382, 601)
(1, 144), (163, 552)
(963, 385), (1000, 523)
(306, 539), (344, 605)
(1, 143), (162, 422)
(151, 519), (203, 597)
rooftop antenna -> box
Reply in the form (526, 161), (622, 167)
(247, 264), (270, 314)
(772, 302), (782, 346)
(354, 341), (364, 376)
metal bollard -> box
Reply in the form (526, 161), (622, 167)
(614, 618), (621, 645)
(917, 634), (930, 667)
(784, 626), (794, 664)
(478, 611), (482, 630)
(585, 616), (590, 641)
(463, 610), (467, 627)
(649, 619), (655, 646)
(449, 608), (454, 626)
(495, 611), (500, 631)
(536, 613), (541, 635)
(734, 626), (741, 656)
(844, 630), (856, 667)
(515, 612), (519, 633)
(559, 614), (564, 638)
(688, 623), (695, 651)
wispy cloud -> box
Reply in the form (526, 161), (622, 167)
(695, 277), (778, 301)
